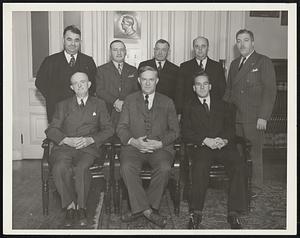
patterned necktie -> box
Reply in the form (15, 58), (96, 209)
(79, 99), (84, 108)
(118, 63), (122, 75)
(157, 62), (162, 71)
(238, 57), (246, 71)
(145, 94), (149, 110)
(69, 54), (75, 67)
(199, 60), (204, 71)
(203, 99), (209, 113)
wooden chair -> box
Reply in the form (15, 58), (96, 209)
(41, 138), (113, 216)
(185, 136), (252, 212)
(111, 139), (183, 216)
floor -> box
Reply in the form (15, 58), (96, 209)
(11, 148), (287, 231)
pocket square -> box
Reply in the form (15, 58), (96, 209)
(128, 74), (135, 78)
(93, 112), (96, 116)
(251, 68), (258, 72)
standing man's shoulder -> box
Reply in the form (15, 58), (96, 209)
(44, 51), (64, 62)
(166, 60), (179, 70)
(156, 92), (174, 105)
(138, 59), (155, 69)
(88, 95), (107, 106)
(180, 58), (195, 68)
(78, 52), (95, 61)
(97, 61), (112, 71)
(124, 62), (138, 72)
(207, 57), (222, 68)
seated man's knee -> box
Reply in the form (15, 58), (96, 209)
(52, 158), (71, 176)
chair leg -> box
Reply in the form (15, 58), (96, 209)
(247, 160), (253, 212)
(114, 179), (121, 214)
(174, 179), (180, 216)
(104, 179), (111, 214)
(42, 180), (49, 216)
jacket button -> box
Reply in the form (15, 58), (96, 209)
(241, 90), (244, 94)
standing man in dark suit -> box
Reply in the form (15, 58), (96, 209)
(223, 29), (277, 196)
(176, 36), (226, 117)
(117, 66), (180, 228)
(138, 39), (179, 110)
(36, 25), (97, 123)
(45, 71), (114, 228)
(96, 40), (139, 128)
(182, 71), (247, 229)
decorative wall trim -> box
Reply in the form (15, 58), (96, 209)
(48, 11), (63, 55)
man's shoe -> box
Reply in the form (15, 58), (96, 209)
(77, 208), (88, 227)
(121, 212), (143, 222)
(227, 214), (242, 229)
(63, 208), (76, 227)
(188, 213), (202, 229)
(144, 212), (167, 228)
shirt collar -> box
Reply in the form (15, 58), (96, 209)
(198, 94), (210, 106)
(196, 57), (207, 69)
(76, 95), (89, 106)
(64, 51), (78, 62)
(241, 50), (254, 63)
(112, 60), (124, 69)
(155, 60), (166, 68)
(143, 92), (155, 101)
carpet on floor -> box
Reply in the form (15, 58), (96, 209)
(98, 179), (286, 230)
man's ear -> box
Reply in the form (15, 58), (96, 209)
(156, 77), (159, 84)
(70, 84), (74, 91)
(193, 85), (196, 92)
(87, 81), (91, 89)
(138, 77), (141, 84)
(209, 84), (212, 91)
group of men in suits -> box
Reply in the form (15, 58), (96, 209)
(35, 25), (276, 229)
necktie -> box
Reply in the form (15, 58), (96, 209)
(118, 63), (122, 75)
(199, 60), (204, 71)
(238, 57), (246, 71)
(145, 94), (149, 110)
(79, 99), (84, 108)
(69, 55), (75, 67)
(203, 99), (209, 113)
(157, 62), (162, 71)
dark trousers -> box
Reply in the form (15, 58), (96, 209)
(120, 147), (173, 214)
(190, 145), (247, 213)
(51, 147), (96, 209)
(236, 123), (264, 188)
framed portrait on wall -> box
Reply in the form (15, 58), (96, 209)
(114, 11), (141, 39)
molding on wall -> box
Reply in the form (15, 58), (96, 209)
(48, 12), (63, 55)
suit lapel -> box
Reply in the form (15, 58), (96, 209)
(192, 96), (210, 127)
(232, 51), (259, 86)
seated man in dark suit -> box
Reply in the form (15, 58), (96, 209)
(117, 66), (180, 228)
(182, 71), (247, 229)
(45, 71), (114, 228)
(138, 39), (179, 111)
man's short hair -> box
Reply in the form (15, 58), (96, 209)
(70, 71), (89, 84)
(192, 71), (210, 84)
(193, 36), (209, 47)
(155, 39), (170, 48)
(110, 40), (126, 49)
(138, 65), (158, 77)
(236, 29), (254, 41)
(63, 25), (81, 37)
(122, 15), (134, 26)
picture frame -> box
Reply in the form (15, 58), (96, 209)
(249, 11), (280, 18)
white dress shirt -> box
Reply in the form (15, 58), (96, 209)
(196, 57), (207, 70)
(239, 50), (254, 66)
(155, 60), (166, 69)
(198, 94), (210, 110)
(144, 92), (155, 110)
(64, 51), (78, 64)
(76, 95), (88, 106)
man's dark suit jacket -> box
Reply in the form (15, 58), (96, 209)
(35, 51), (97, 122)
(45, 96), (114, 158)
(138, 59), (179, 107)
(182, 94), (235, 146)
(223, 51), (277, 124)
(96, 61), (139, 125)
(117, 91), (180, 155)
(176, 57), (226, 114)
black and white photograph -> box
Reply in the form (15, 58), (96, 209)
(3, 2), (297, 235)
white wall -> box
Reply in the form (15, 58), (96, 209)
(245, 11), (287, 59)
